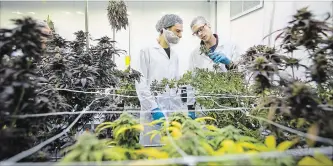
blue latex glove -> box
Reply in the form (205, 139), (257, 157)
(188, 111), (196, 119)
(151, 108), (164, 121)
(208, 52), (231, 65)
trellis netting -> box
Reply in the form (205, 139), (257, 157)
(0, 89), (332, 166)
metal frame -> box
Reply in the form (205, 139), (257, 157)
(230, 0), (264, 21)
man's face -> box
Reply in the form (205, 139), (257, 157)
(40, 25), (52, 49)
(168, 23), (183, 39)
(191, 23), (212, 42)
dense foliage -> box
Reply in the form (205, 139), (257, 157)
(107, 0), (129, 31)
(0, 17), (54, 160)
(1, 5), (332, 166)
(245, 7), (333, 146)
(61, 112), (332, 166)
(0, 17), (140, 161)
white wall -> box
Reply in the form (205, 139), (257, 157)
(0, 1), (86, 40)
(216, 0), (333, 80)
(88, 1), (211, 75)
(0, 1), (212, 76)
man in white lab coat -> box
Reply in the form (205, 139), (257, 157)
(185, 16), (241, 116)
(134, 14), (185, 146)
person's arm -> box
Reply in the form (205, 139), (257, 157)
(135, 48), (159, 111)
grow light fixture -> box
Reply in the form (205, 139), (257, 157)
(76, 11), (84, 15)
(12, 11), (22, 15)
(62, 11), (71, 15)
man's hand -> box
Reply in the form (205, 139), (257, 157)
(208, 52), (231, 65)
(188, 111), (196, 119)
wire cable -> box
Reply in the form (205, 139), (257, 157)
(0, 97), (104, 166)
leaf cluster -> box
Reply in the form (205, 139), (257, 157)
(245, 7), (333, 146)
(0, 17), (54, 160)
(61, 112), (332, 166)
(107, 0), (129, 31)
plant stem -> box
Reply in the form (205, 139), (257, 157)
(11, 88), (25, 127)
(291, 52), (295, 79)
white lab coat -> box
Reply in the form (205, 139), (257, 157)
(134, 42), (185, 146)
(186, 35), (241, 108)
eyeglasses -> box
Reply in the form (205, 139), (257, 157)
(192, 24), (207, 36)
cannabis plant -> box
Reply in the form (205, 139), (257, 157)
(60, 131), (142, 163)
(0, 17), (56, 160)
(246, 7), (333, 147)
(150, 68), (260, 137)
(107, 0), (129, 32)
(95, 112), (143, 149)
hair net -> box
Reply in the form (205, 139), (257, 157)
(190, 16), (210, 29)
(156, 14), (183, 32)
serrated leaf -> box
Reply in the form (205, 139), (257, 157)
(61, 150), (81, 162)
(298, 156), (322, 166)
(105, 140), (117, 146)
(238, 142), (257, 150)
(313, 153), (333, 165)
(265, 135), (276, 150)
(150, 132), (160, 143)
(201, 142), (215, 155)
(92, 151), (103, 162)
(267, 104), (276, 120)
(171, 121), (182, 129)
(276, 141), (294, 151)
(306, 123), (319, 147)
(205, 125), (218, 131)
(221, 140), (236, 152)
(79, 152), (89, 161)
(171, 128), (182, 138)
(95, 124), (113, 134)
(115, 127), (129, 138)
(131, 124), (144, 131)
(147, 119), (164, 126)
(296, 118), (306, 128)
(195, 117), (216, 122)
(81, 78), (87, 87)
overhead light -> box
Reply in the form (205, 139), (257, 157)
(12, 11), (22, 15)
(28, 12), (36, 15)
(76, 11), (84, 15)
(62, 11), (71, 15)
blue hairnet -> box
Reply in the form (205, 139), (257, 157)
(156, 14), (183, 32)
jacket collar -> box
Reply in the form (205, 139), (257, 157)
(152, 41), (172, 59)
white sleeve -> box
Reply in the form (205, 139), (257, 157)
(186, 50), (196, 106)
(188, 49), (195, 72)
(175, 55), (180, 80)
(135, 49), (159, 111)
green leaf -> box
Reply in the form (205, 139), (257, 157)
(306, 123), (319, 147)
(195, 117), (217, 122)
(313, 153), (333, 165)
(61, 150), (81, 163)
(265, 135), (276, 150)
(115, 126), (130, 138)
(277, 141), (294, 151)
(95, 124), (114, 134)
(298, 156), (322, 166)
